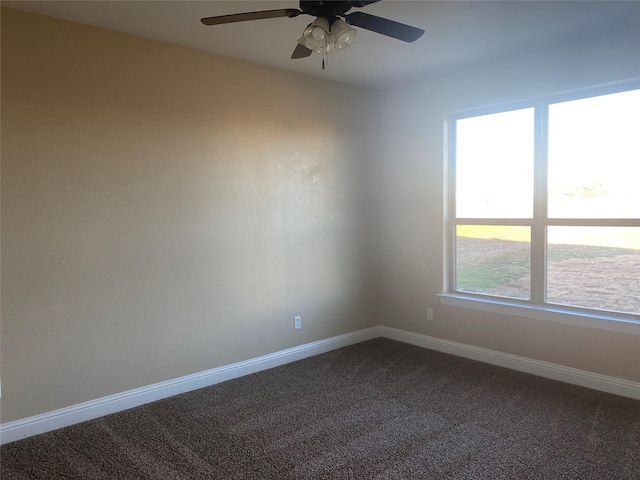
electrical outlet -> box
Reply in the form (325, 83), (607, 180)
(427, 308), (434, 321)
(294, 316), (301, 330)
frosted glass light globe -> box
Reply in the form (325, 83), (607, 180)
(311, 27), (325, 41)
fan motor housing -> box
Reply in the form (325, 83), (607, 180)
(300, 1), (352, 22)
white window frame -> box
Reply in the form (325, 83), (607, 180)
(440, 80), (640, 335)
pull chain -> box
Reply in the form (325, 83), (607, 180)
(322, 45), (326, 69)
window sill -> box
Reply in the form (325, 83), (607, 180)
(437, 293), (640, 335)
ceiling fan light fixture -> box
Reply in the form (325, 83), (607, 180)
(202, 1), (426, 67)
(331, 19), (358, 50)
(302, 17), (330, 49)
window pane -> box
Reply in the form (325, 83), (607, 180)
(547, 227), (640, 315)
(456, 109), (534, 218)
(548, 89), (640, 218)
(456, 225), (530, 299)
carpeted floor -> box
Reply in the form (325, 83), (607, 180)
(2, 338), (639, 479)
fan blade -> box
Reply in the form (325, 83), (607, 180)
(344, 12), (424, 42)
(350, 1), (382, 7)
(291, 43), (314, 59)
(201, 9), (301, 26)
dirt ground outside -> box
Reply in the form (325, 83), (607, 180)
(456, 238), (640, 315)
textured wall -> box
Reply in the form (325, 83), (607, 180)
(1, 8), (378, 423)
(372, 27), (640, 382)
(3, 5), (639, 427)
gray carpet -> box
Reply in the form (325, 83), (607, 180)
(2, 338), (639, 479)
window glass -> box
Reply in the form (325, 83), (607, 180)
(456, 108), (534, 218)
(547, 227), (640, 314)
(548, 89), (640, 218)
(456, 225), (530, 299)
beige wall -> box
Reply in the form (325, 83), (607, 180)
(372, 27), (640, 382)
(2, 6), (639, 427)
(0, 8), (378, 423)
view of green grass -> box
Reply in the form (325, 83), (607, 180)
(456, 225), (529, 242)
(455, 255), (529, 295)
(457, 224), (640, 249)
(456, 235), (530, 298)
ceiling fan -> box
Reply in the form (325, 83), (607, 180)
(201, 1), (424, 68)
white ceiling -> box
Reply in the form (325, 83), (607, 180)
(4, 1), (640, 88)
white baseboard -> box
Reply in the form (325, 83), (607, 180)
(3, 325), (638, 445)
(381, 326), (640, 401)
(0, 326), (381, 445)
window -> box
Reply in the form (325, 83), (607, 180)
(446, 83), (640, 324)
